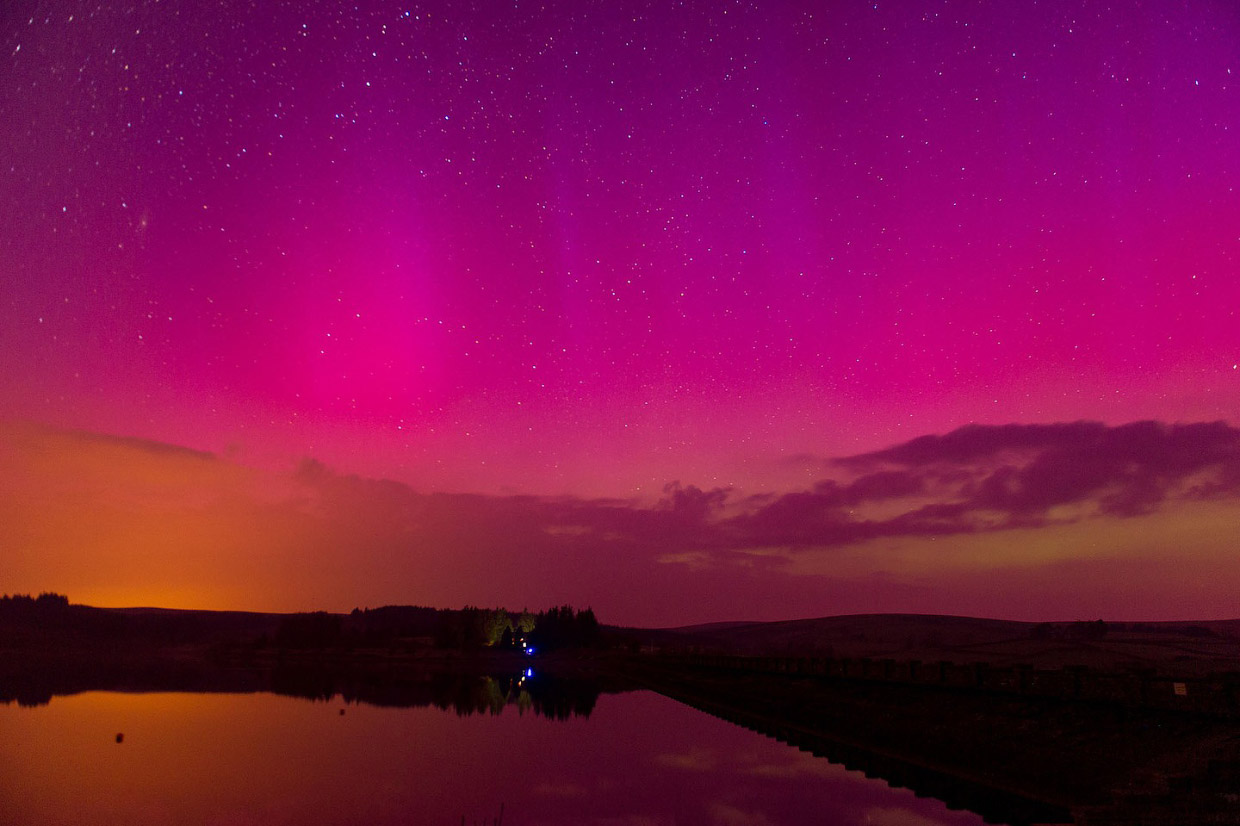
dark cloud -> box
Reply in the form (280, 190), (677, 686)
(658, 481), (729, 523)
(844, 420), (1240, 472)
(12, 420), (218, 462)
(727, 489), (873, 547)
(841, 470), (925, 502)
(960, 421), (1240, 516)
(837, 422), (1112, 468)
(728, 421), (1240, 547)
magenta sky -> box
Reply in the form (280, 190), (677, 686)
(2, 1), (1239, 625)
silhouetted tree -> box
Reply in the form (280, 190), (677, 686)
(528, 605), (600, 651)
(434, 607), (490, 649)
(275, 612), (343, 648)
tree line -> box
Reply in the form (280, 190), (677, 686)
(274, 604), (599, 651)
(0, 594), (602, 653)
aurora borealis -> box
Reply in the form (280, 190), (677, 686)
(2, 1), (1238, 624)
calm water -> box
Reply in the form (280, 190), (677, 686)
(1, 684), (999, 826)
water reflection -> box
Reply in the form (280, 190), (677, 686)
(268, 664), (602, 720)
(0, 657), (604, 721)
(0, 688), (995, 826)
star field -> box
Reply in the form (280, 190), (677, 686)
(2, 1), (1240, 619)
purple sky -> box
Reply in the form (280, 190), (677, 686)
(2, 1), (1239, 624)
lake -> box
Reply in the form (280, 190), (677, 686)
(0, 673), (1000, 826)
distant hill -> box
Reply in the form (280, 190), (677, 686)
(0, 596), (287, 649)
(670, 613), (1033, 654)
(650, 613), (1240, 674)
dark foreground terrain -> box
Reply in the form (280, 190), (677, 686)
(5, 599), (1240, 825)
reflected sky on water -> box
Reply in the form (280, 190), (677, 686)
(1, 687), (999, 825)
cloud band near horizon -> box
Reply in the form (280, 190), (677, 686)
(3, 418), (1238, 626)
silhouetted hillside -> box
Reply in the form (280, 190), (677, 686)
(0, 594), (600, 654)
(653, 613), (1240, 673)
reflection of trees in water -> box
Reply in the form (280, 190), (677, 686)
(429, 672), (599, 720)
(1, 656), (603, 722)
(527, 676), (599, 720)
(435, 672), (599, 720)
(273, 666), (601, 721)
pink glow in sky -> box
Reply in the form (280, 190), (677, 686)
(2, 1), (1239, 624)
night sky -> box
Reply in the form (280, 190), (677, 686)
(3, 1), (1239, 625)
